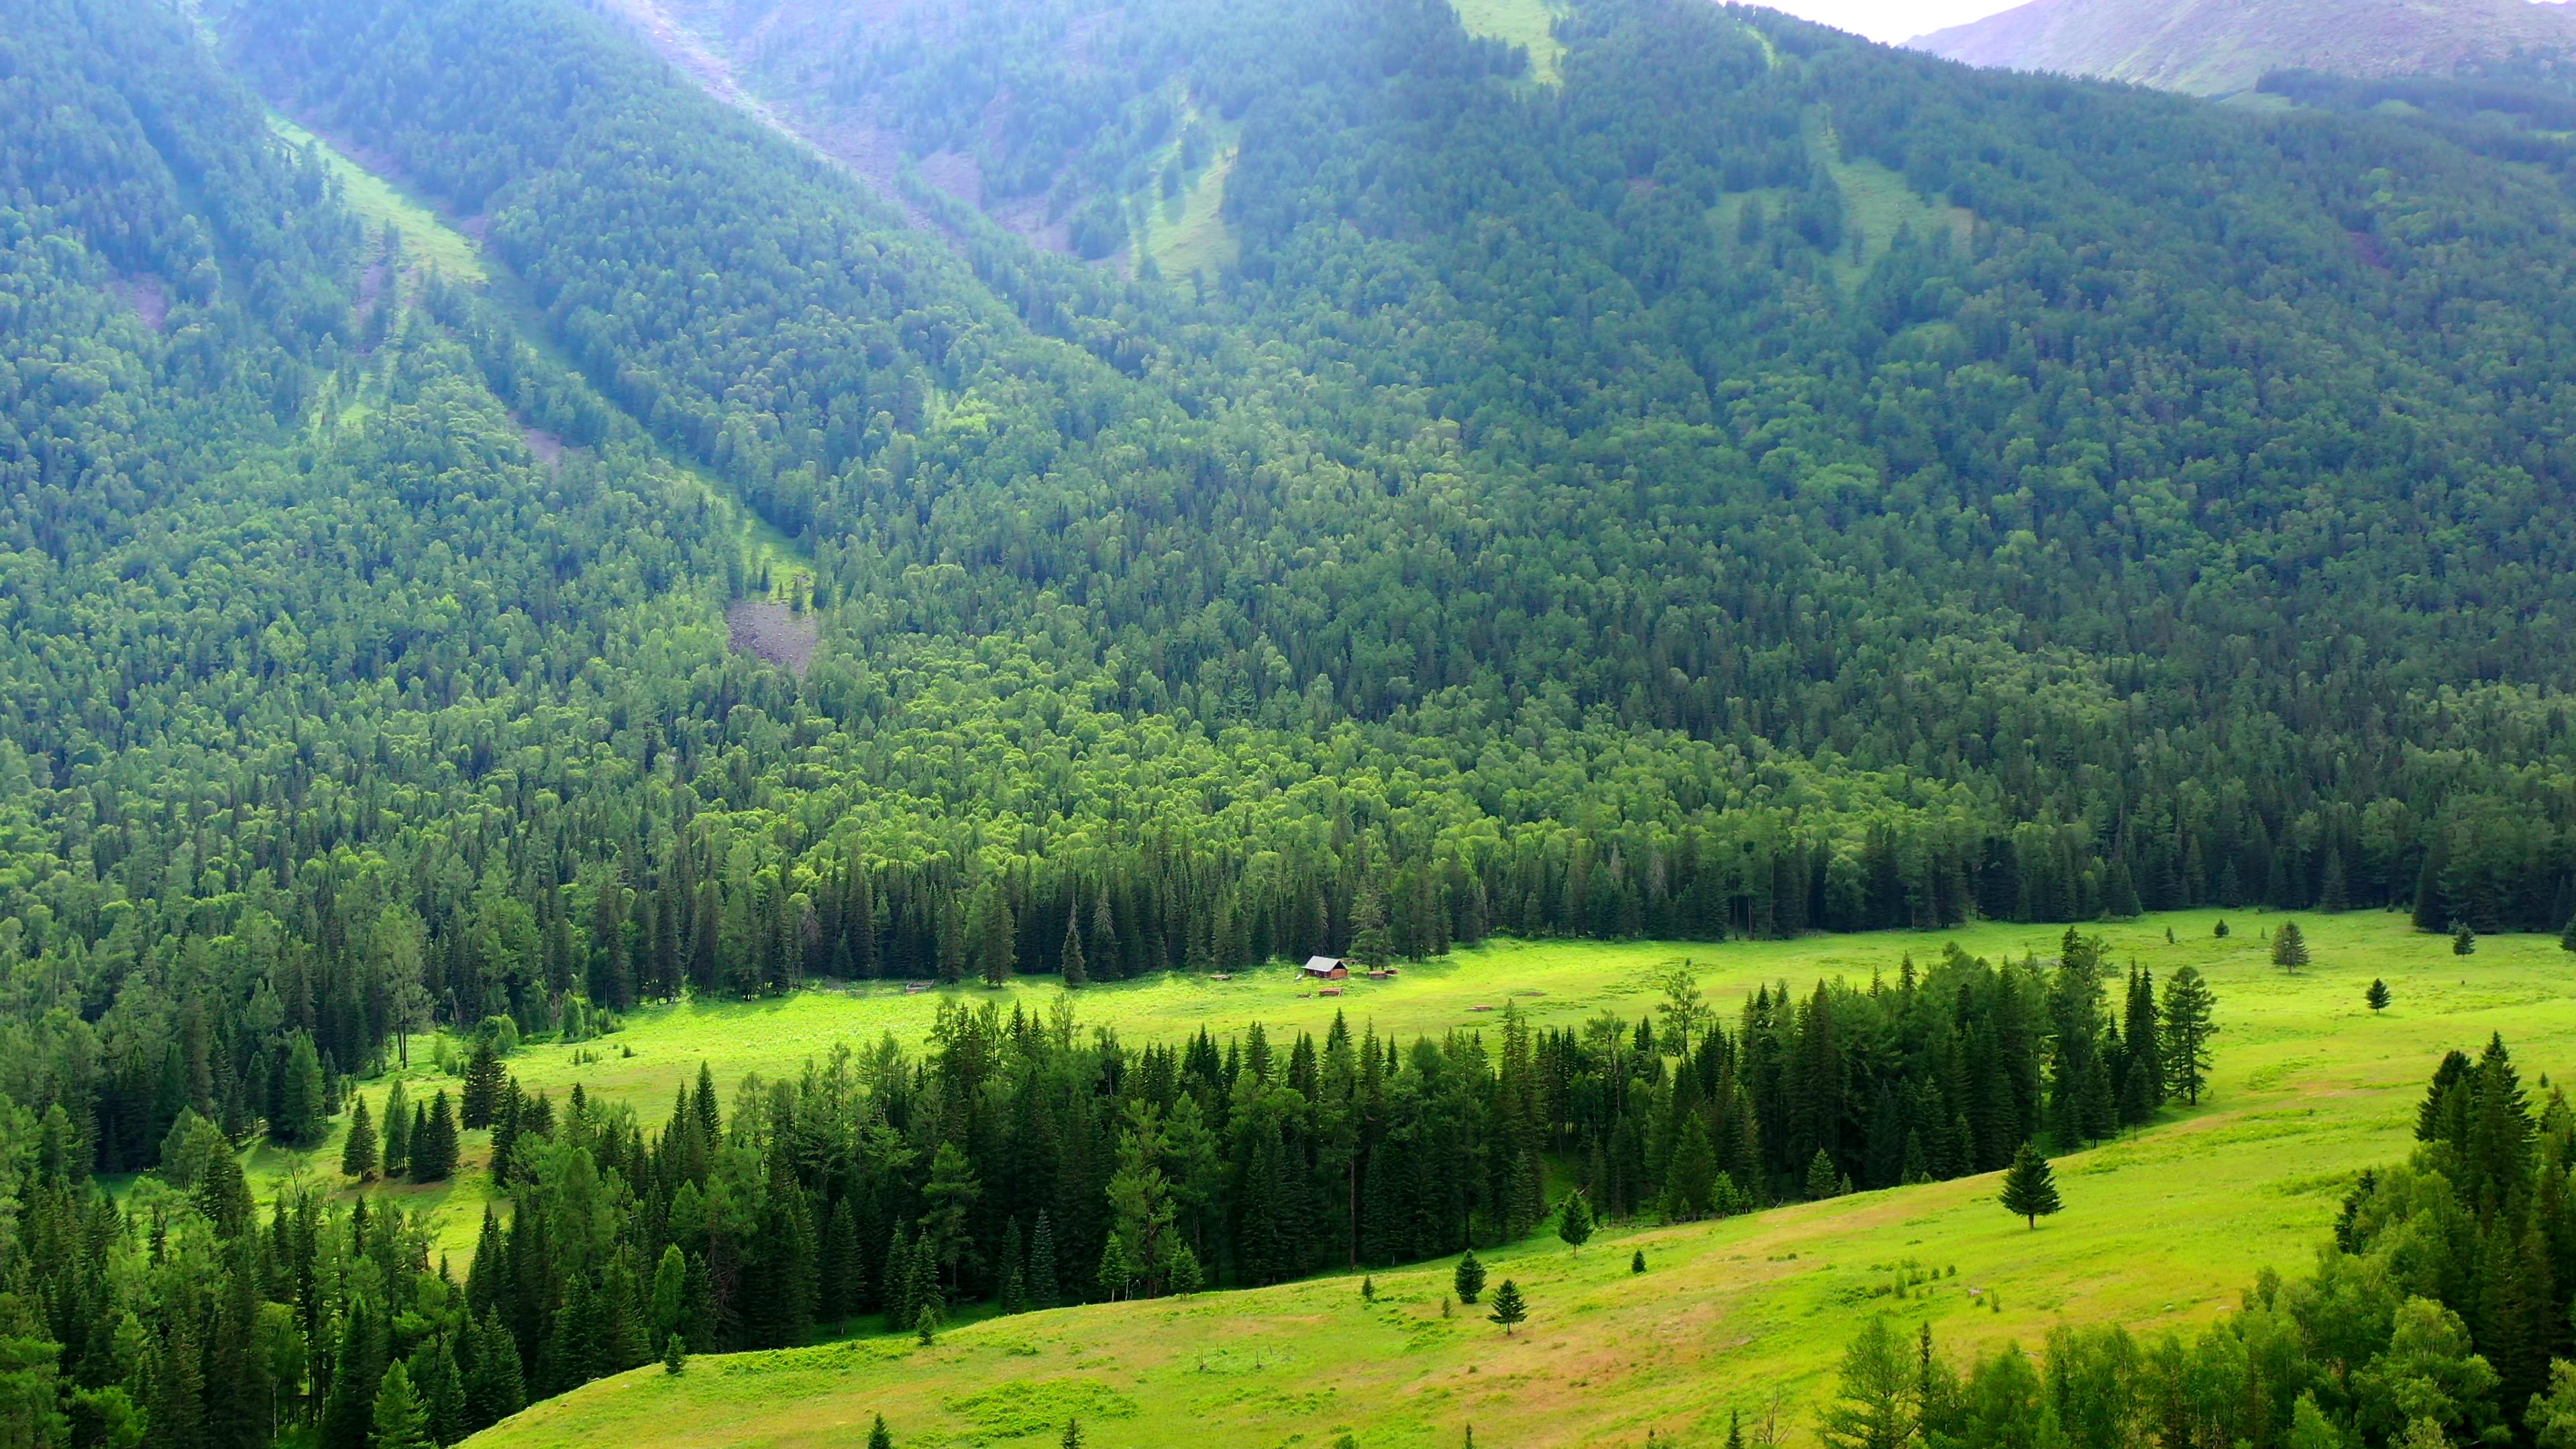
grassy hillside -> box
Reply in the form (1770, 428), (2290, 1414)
(1909, 0), (2576, 95)
(458, 909), (2576, 1448)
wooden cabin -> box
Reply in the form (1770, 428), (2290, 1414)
(1299, 955), (1349, 980)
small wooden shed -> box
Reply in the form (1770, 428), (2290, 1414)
(1300, 955), (1350, 980)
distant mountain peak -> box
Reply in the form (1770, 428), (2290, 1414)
(1909, 0), (2576, 95)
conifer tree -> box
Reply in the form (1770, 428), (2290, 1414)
(1805, 1147), (1840, 1201)
(1000, 1218), (1025, 1313)
(1454, 1250), (1486, 1305)
(276, 1032), (325, 1146)
(2271, 920), (2309, 971)
(342, 1095), (378, 1180)
(822, 1201), (862, 1329)
(1817, 1317), (1913, 1449)
(2367, 979), (2392, 1014)
(382, 1079), (411, 1178)
(2562, 913), (2576, 953)
(1631, 1250), (1646, 1275)
(1061, 908), (1087, 987)
(2213, 918), (2229, 938)
(371, 1361), (431, 1449)
(462, 1041), (505, 1128)
(652, 1244), (688, 1348)
(1028, 1210), (1061, 1307)
(1556, 1191), (1594, 1254)
(913, 1302), (940, 1345)
(1486, 1279), (1527, 1335)
(411, 1091), (459, 1183)
(2160, 967), (2218, 1106)
(2453, 924), (2477, 956)
(1061, 1419), (1084, 1449)
(884, 1225), (915, 1332)
(868, 1416), (895, 1449)
(662, 1334), (686, 1375)
(1999, 1142), (2063, 1229)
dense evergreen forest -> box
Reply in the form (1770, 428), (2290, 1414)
(7, 0), (2576, 1438)
(1822, 1036), (2576, 1449)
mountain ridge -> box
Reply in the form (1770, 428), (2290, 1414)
(1908, 0), (2576, 95)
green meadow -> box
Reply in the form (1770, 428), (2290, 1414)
(229, 908), (2576, 1436)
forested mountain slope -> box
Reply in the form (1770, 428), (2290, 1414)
(9, 0), (2576, 1441)
(1909, 0), (2576, 96)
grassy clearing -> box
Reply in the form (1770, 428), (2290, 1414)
(431, 910), (2576, 1446)
(1828, 156), (1975, 284)
(268, 113), (485, 299)
(1452, 0), (1565, 87)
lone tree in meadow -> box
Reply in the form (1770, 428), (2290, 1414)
(2453, 924), (2478, 956)
(2366, 979), (2392, 1014)
(1487, 1278), (1528, 1336)
(663, 1334), (686, 1375)
(2271, 920), (2309, 971)
(1557, 1191), (1594, 1254)
(2213, 918), (2229, 938)
(2000, 1142), (2063, 1230)
(1454, 1250), (1486, 1305)
(2160, 966), (2218, 1106)
(1805, 1147), (1840, 1201)
(868, 1416), (894, 1449)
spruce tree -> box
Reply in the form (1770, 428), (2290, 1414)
(2453, 924), (2477, 956)
(1631, 1250), (1646, 1275)
(1061, 1419), (1084, 1449)
(1998, 1142), (2063, 1229)
(1028, 1210), (1061, 1307)
(2562, 913), (2576, 953)
(998, 1218), (1025, 1313)
(868, 1416), (895, 1449)
(1061, 908), (1087, 987)
(2366, 979), (2392, 1014)
(913, 1302), (940, 1346)
(381, 1079), (410, 1177)
(1454, 1250), (1486, 1305)
(411, 1090), (459, 1183)
(663, 1334), (686, 1375)
(822, 1200), (862, 1329)
(1805, 1147), (1840, 1201)
(462, 1040), (504, 1128)
(2159, 967), (2218, 1106)
(883, 1225), (914, 1332)
(370, 1361), (432, 1449)
(342, 1095), (378, 1180)
(276, 1032), (325, 1146)
(1556, 1191), (1594, 1254)
(2270, 920), (2309, 971)
(1486, 1278), (1527, 1335)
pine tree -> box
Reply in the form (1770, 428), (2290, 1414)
(2271, 920), (2309, 971)
(1998, 1142), (2063, 1229)
(822, 1200), (862, 1329)
(2320, 849), (2350, 912)
(2212, 918), (2229, 938)
(1631, 1250), (1647, 1275)
(411, 1090), (459, 1182)
(868, 1416), (895, 1449)
(913, 1302), (940, 1346)
(2160, 967), (2218, 1106)
(370, 1362), (432, 1449)
(1454, 1250), (1486, 1305)
(884, 1225), (915, 1332)
(1061, 1419), (1085, 1449)
(662, 1334), (686, 1375)
(1556, 1191), (1594, 1254)
(1486, 1278), (1527, 1335)
(1817, 1317), (1913, 1449)
(2453, 924), (2477, 956)
(342, 1094), (378, 1180)
(2366, 979), (2392, 1014)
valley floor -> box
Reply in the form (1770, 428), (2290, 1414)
(294, 909), (2575, 1448)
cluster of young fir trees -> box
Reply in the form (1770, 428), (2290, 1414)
(1819, 1035), (2576, 1449)
(0, 926), (2216, 1449)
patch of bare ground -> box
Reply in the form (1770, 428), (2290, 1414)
(724, 598), (820, 675)
(118, 275), (168, 330)
(517, 420), (566, 469)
